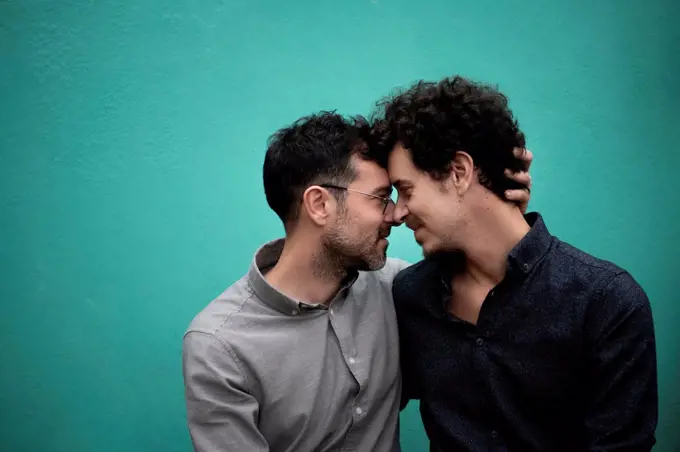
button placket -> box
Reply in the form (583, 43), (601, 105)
(328, 301), (360, 385)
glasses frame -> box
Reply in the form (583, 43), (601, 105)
(318, 184), (394, 214)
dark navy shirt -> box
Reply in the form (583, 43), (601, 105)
(394, 212), (657, 452)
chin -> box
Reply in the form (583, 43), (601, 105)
(373, 248), (388, 269)
(355, 257), (386, 272)
(421, 240), (448, 259)
(416, 235), (431, 251)
(372, 258), (387, 271)
(351, 247), (388, 272)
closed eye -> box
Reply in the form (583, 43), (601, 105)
(397, 187), (412, 199)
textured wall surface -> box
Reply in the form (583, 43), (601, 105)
(1, 1), (678, 451)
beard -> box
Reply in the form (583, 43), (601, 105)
(320, 215), (388, 273)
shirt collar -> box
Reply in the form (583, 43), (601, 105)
(247, 238), (358, 316)
(437, 211), (553, 286)
(507, 212), (553, 276)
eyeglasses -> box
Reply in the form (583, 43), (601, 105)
(319, 184), (395, 214)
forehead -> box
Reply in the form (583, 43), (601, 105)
(387, 142), (419, 184)
(349, 155), (390, 190)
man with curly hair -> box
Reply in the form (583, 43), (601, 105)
(371, 76), (658, 451)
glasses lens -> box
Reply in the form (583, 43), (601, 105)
(383, 197), (396, 214)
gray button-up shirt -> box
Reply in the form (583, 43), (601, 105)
(182, 239), (410, 452)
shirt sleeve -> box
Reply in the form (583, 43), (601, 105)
(182, 331), (269, 452)
(583, 271), (658, 451)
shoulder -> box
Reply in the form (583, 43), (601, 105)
(376, 257), (412, 283)
(392, 258), (439, 295)
(550, 239), (651, 318)
(355, 257), (412, 289)
(182, 274), (269, 383)
(590, 268), (652, 324)
(350, 257), (412, 304)
(389, 258), (444, 316)
(551, 239), (634, 291)
(184, 274), (259, 341)
(553, 240), (623, 274)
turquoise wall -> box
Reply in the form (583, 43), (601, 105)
(1, 1), (678, 451)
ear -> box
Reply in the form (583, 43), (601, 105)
(449, 151), (475, 194)
(301, 186), (333, 226)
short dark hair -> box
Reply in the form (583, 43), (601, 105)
(263, 111), (371, 228)
(370, 75), (526, 197)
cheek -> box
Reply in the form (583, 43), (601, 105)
(366, 215), (384, 234)
(363, 205), (386, 226)
(407, 195), (435, 222)
(411, 194), (453, 230)
(346, 211), (380, 235)
(402, 194), (421, 216)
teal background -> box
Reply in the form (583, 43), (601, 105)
(1, 1), (678, 451)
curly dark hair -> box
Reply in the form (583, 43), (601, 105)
(263, 111), (372, 228)
(369, 75), (527, 198)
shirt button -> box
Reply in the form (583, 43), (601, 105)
(292, 309), (299, 316)
(329, 308), (334, 315)
(523, 263), (530, 271)
(491, 430), (498, 439)
(348, 357), (355, 365)
(355, 407), (363, 415)
(476, 337), (484, 346)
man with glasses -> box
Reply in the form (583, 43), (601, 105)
(181, 111), (532, 452)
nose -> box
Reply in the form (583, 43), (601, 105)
(387, 198), (408, 225)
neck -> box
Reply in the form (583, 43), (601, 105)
(459, 202), (530, 287)
(265, 230), (347, 306)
